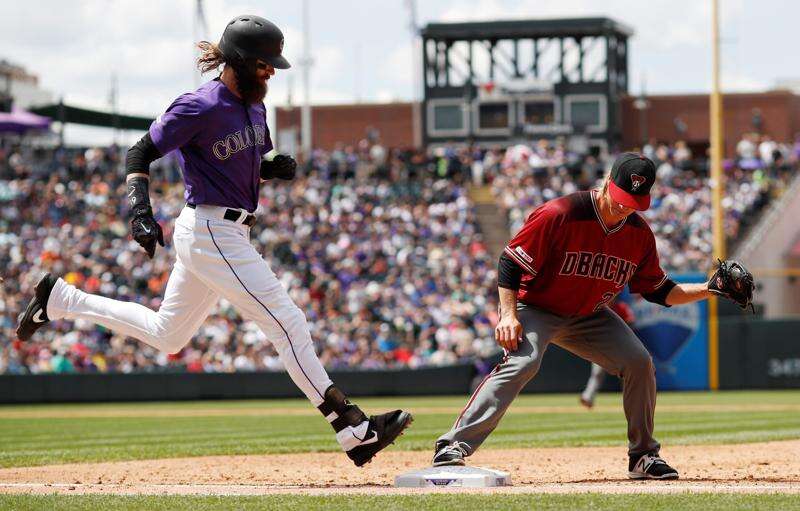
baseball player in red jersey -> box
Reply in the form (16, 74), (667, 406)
(432, 153), (719, 479)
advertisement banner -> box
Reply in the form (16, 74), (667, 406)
(629, 273), (709, 390)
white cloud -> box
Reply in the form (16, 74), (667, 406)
(0, 0), (791, 143)
(435, 0), (745, 52)
(375, 90), (398, 103)
(719, 72), (769, 93)
(3, 1), (199, 116)
(382, 44), (413, 91)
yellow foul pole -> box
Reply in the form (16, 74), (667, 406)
(708, 0), (726, 391)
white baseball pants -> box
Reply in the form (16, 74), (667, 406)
(46, 205), (333, 405)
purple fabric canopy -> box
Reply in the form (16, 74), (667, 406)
(0, 108), (52, 133)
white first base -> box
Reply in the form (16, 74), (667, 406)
(394, 466), (512, 487)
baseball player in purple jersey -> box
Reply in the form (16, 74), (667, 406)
(16, 15), (411, 467)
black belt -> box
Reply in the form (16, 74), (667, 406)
(187, 203), (256, 227)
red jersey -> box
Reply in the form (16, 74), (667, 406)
(503, 190), (668, 317)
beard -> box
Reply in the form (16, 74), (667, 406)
(233, 62), (268, 104)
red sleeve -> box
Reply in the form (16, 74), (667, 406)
(503, 204), (562, 276)
(628, 231), (668, 294)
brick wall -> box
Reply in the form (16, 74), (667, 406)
(275, 92), (800, 156)
(621, 91), (800, 156)
(275, 102), (415, 150)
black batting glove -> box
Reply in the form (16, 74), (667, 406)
(127, 177), (165, 259)
(130, 209), (165, 259)
(260, 154), (297, 180)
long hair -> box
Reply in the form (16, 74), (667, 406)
(196, 40), (265, 103)
(601, 174), (610, 195)
(197, 41), (225, 74)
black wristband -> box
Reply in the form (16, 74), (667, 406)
(641, 278), (676, 307)
(259, 159), (275, 180)
(127, 177), (152, 217)
(497, 252), (523, 290)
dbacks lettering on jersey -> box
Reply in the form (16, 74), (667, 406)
(504, 191), (668, 317)
(559, 251), (638, 289)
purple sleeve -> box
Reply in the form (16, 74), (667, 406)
(149, 93), (205, 155)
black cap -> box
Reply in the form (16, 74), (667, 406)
(608, 152), (656, 210)
(219, 15), (290, 69)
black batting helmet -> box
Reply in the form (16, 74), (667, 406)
(219, 15), (290, 69)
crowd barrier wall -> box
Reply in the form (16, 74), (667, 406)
(1, 318), (797, 403)
(719, 318), (800, 389)
(0, 364), (475, 404)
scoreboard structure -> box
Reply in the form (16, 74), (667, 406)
(420, 17), (632, 154)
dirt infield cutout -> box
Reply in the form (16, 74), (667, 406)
(0, 440), (798, 495)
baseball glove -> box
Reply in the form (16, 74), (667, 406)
(708, 259), (755, 312)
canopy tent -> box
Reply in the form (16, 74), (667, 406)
(0, 108), (52, 133)
(29, 103), (153, 131)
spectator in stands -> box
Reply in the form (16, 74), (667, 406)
(737, 132), (760, 169)
(1, 142), (499, 373)
(759, 135), (778, 167)
(1, 136), (794, 374)
(673, 140), (692, 170)
(490, 140), (790, 272)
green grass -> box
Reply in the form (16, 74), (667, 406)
(2, 493), (800, 511)
(0, 390), (798, 468)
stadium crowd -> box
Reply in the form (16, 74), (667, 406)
(0, 142), (498, 374)
(490, 134), (796, 271)
(0, 132), (796, 374)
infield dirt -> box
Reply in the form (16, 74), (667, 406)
(1, 440), (798, 495)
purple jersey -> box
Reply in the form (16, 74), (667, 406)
(149, 78), (273, 212)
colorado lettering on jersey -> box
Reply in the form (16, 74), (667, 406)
(211, 125), (266, 161)
(558, 251), (638, 288)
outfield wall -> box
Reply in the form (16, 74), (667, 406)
(0, 351), (593, 404)
(719, 318), (800, 389)
(0, 364), (475, 404)
(0, 318), (797, 403)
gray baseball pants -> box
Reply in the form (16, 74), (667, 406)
(438, 304), (660, 459)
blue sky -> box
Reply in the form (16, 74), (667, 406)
(2, 0), (796, 145)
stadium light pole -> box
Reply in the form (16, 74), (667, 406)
(405, 0), (422, 148)
(708, 0), (725, 391)
(300, 0), (313, 156)
(193, 0), (208, 88)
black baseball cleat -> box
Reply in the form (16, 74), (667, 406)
(16, 273), (58, 342)
(432, 440), (468, 467)
(346, 410), (413, 467)
(628, 452), (679, 480)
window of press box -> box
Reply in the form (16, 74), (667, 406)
(569, 100), (601, 129)
(523, 101), (555, 125)
(477, 102), (510, 130)
(433, 104), (464, 131)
